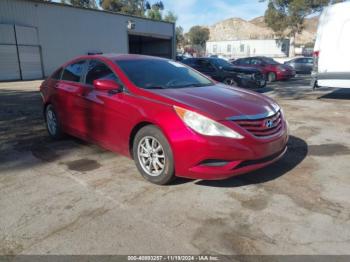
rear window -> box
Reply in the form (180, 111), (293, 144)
(62, 60), (86, 82)
(115, 59), (213, 89)
(262, 57), (280, 65)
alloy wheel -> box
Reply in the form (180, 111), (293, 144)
(137, 136), (166, 177)
(46, 108), (57, 136)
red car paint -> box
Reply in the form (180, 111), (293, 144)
(232, 57), (296, 81)
(40, 54), (288, 180)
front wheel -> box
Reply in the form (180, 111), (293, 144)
(223, 77), (238, 86)
(133, 125), (175, 185)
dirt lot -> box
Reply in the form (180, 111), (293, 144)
(1, 77), (350, 255)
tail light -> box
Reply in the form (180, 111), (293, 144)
(313, 51), (319, 73)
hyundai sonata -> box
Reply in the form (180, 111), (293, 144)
(40, 54), (288, 185)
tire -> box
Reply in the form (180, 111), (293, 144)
(223, 77), (238, 86)
(45, 104), (63, 140)
(267, 72), (276, 82)
(133, 125), (175, 185)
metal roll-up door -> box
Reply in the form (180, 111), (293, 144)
(0, 45), (20, 81)
(18, 46), (43, 80)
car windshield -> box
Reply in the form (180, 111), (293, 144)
(262, 57), (280, 65)
(212, 58), (232, 68)
(115, 59), (213, 89)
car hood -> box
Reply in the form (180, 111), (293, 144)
(150, 84), (279, 121)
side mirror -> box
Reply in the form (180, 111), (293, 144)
(93, 79), (122, 93)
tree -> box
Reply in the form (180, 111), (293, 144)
(264, 0), (344, 57)
(175, 26), (185, 49)
(163, 11), (177, 23)
(100, 0), (146, 16)
(146, 1), (164, 20)
(187, 26), (210, 47)
(61, 0), (97, 8)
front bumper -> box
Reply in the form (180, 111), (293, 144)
(171, 120), (289, 180)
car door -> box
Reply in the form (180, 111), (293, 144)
(78, 59), (126, 151)
(305, 58), (314, 73)
(196, 59), (220, 80)
(54, 60), (87, 135)
(294, 58), (304, 72)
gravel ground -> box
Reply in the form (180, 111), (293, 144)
(0, 77), (350, 255)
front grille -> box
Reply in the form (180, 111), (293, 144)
(233, 111), (282, 138)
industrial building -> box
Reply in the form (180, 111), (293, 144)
(0, 0), (175, 81)
(206, 39), (290, 59)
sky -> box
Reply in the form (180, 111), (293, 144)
(54, 0), (268, 32)
(161, 0), (268, 32)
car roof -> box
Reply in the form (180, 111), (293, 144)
(75, 53), (168, 61)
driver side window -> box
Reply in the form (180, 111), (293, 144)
(85, 60), (119, 86)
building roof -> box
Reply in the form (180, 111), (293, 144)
(22, 0), (174, 26)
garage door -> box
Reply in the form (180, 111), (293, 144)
(0, 45), (21, 81)
(18, 46), (43, 80)
(129, 34), (173, 59)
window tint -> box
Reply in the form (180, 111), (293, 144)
(86, 60), (118, 85)
(62, 61), (85, 82)
(238, 58), (250, 65)
(51, 68), (62, 80)
(212, 58), (232, 68)
(115, 59), (213, 89)
(262, 57), (279, 65)
(250, 58), (262, 65)
(197, 59), (216, 71)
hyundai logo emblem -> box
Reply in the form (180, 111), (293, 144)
(265, 120), (274, 128)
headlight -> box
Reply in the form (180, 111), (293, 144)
(174, 106), (244, 139)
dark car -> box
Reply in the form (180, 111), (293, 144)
(232, 56), (296, 82)
(40, 54), (288, 185)
(284, 57), (313, 74)
(182, 57), (266, 89)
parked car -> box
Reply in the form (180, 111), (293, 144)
(232, 56), (296, 82)
(175, 54), (186, 62)
(40, 54), (288, 185)
(284, 57), (313, 74)
(311, 1), (350, 89)
(182, 57), (266, 89)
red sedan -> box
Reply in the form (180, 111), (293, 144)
(232, 56), (296, 82)
(40, 54), (288, 185)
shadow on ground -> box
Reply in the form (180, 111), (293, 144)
(0, 89), (102, 170)
(318, 88), (350, 100)
(195, 135), (308, 188)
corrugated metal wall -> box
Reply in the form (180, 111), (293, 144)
(0, 0), (175, 78)
(0, 24), (20, 80)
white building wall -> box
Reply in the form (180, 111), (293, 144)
(206, 39), (289, 58)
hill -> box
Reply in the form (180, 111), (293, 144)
(208, 16), (318, 45)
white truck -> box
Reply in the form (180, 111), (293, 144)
(311, 1), (350, 89)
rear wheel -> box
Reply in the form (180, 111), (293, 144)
(267, 72), (276, 82)
(45, 104), (63, 140)
(133, 125), (175, 185)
